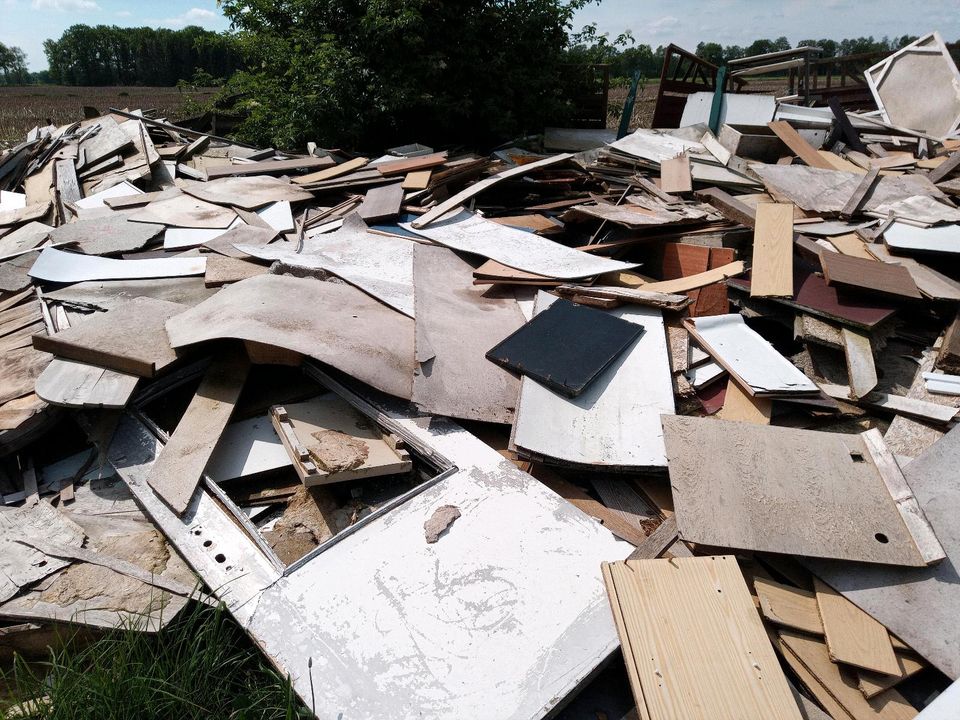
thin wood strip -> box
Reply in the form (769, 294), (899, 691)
(842, 167), (880, 218)
(642, 261), (746, 294)
(767, 121), (837, 170)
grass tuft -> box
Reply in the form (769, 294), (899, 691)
(1, 599), (311, 720)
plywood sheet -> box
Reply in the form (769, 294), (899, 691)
(29, 248), (205, 283)
(148, 351), (249, 515)
(165, 274), (415, 399)
(663, 416), (933, 566)
(33, 297), (184, 377)
(402, 210), (639, 279)
(685, 314), (818, 395)
(751, 202), (794, 297)
(806, 424), (960, 679)
(513, 292), (673, 468)
(603, 556), (802, 720)
(815, 578), (899, 675)
(412, 245), (524, 423)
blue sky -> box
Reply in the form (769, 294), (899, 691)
(2, 0), (959, 72)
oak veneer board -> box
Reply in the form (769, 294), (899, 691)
(269, 395), (411, 486)
(767, 121), (836, 170)
(777, 631), (918, 720)
(685, 314), (818, 395)
(148, 350), (250, 515)
(728, 270), (896, 330)
(806, 424), (960, 679)
(660, 153), (692, 193)
(751, 202), (794, 297)
(32, 297), (185, 378)
(820, 251), (922, 300)
(662, 416), (939, 566)
(859, 653), (926, 699)
(165, 274), (415, 399)
(754, 577), (823, 634)
(602, 556), (803, 720)
(412, 244), (525, 423)
(814, 578), (899, 675)
(34, 357), (138, 409)
(411, 153), (574, 228)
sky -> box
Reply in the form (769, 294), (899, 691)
(2, 0), (959, 72)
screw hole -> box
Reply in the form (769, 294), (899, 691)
(192, 529), (202, 536)
(875, 532), (889, 544)
(203, 540), (212, 548)
(850, 452), (866, 463)
(214, 553), (226, 563)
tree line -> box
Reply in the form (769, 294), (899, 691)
(0, 42), (29, 85)
(42, 25), (243, 86)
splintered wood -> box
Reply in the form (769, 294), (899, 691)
(602, 556), (802, 720)
(750, 202), (794, 297)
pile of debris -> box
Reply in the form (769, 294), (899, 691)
(1, 31), (959, 720)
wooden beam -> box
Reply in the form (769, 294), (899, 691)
(841, 166), (880, 218)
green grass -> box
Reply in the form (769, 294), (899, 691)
(1, 600), (311, 720)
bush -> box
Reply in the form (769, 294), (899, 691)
(218, 0), (595, 150)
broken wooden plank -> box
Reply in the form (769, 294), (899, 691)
(35, 357), (138, 409)
(754, 577), (824, 635)
(203, 155), (335, 179)
(603, 556), (803, 720)
(751, 202), (794, 297)
(642, 260), (746, 294)
(767, 121), (836, 170)
(147, 350), (250, 515)
(841, 167), (880, 218)
(815, 578), (900, 676)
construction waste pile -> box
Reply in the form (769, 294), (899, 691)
(2, 30), (960, 720)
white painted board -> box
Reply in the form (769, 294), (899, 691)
(256, 200), (294, 233)
(401, 210), (639, 279)
(680, 92), (776, 127)
(513, 292), (674, 468)
(73, 180), (142, 210)
(164, 217), (244, 250)
(884, 221), (960, 255)
(29, 247), (205, 283)
(205, 415), (291, 483)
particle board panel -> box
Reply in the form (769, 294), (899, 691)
(32, 297), (184, 377)
(815, 578), (899, 675)
(182, 176), (314, 210)
(148, 350), (249, 515)
(716, 376), (772, 424)
(602, 556), (803, 720)
(805, 424), (960, 679)
(858, 653), (926, 699)
(202, 224), (276, 259)
(659, 153), (692, 193)
(403, 210), (639, 280)
(412, 245), (525, 424)
(487, 297), (643, 398)
(165, 274), (415, 400)
(129, 194), (237, 229)
(203, 155), (335, 179)
(401, 169), (432, 190)
(821, 251), (922, 300)
(750, 202), (794, 297)
(662, 416), (934, 566)
(842, 327), (879, 398)
(685, 314), (818, 395)
(512, 292), (674, 468)
(830, 233), (875, 259)
(34, 357), (138, 409)
(357, 182), (404, 223)
(777, 631), (918, 720)
(767, 121), (835, 170)
(269, 395), (411, 486)
(754, 577), (823, 634)
(203, 255), (269, 287)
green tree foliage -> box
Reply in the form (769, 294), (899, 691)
(43, 25), (243, 86)
(217, 0), (595, 150)
(0, 42), (29, 85)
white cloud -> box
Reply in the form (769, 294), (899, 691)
(648, 15), (679, 34)
(162, 7), (217, 26)
(31, 0), (100, 11)
(115, 9), (131, 17)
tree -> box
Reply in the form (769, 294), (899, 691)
(218, 0), (595, 150)
(694, 42), (725, 65)
(0, 42), (28, 85)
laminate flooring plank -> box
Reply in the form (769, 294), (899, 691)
(751, 202), (794, 297)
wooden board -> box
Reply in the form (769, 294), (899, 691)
(821, 251), (922, 300)
(805, 424), (960, 679)
(35, 357), (138, 409)
(411, 245), (525, 424)
(182, 176), (314, 210)
(292, 156), (369, 185)
(401, 170), (432, 190)
(603, 556), (803, 720)
(660, 153), (692, 193)
(130, 194), (237, 229)
(717, 376), (772, 424)
(376, 152), (448, 176)
(754, 577), (823, 634)
(751, 202), (794, 297)
(859, 654), (926, 699)
(767, 121), (840, 170)
(777, 631), (918, 720)
(147, 350), (249, 515)
(47, 212), (164, 256)
(203, 155), (335, 179)
(28, 247), (205, 283)
(412, 153), (573, 228)
(642, 260), (746, 293)
(842, 327), (879, 399)
(357, 182), (404, 223)
(203, 255), (269, 287)
(830, 233), (875, 259)
(269, 395), (411, 487)
(662, 416), (935, 566)
(33, 297), (184, 378)
(815, 578), (899, 675)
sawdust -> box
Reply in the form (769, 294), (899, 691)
(308, 429), (369, 473)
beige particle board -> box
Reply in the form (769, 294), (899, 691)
(842, 327), (879, 399)
(602, 556), (803, 720)
(32, 296), (185, 378)
(660, 153), (692, 193)
(717, 376), (772, 424)
(858, 653), (926, 699)
(830, 233), (875, 260)
(35, 357), (138, 409)
(750, 202), (794, 297)
(401, 169), (432, 190)
(815, 578), (900, 676)
(754, 577), (823, 634)
(777, 631), (917, 720)
(147, 350), (250, 515)
(662, 416), (940, 566)
(269, 395), (411, 486)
